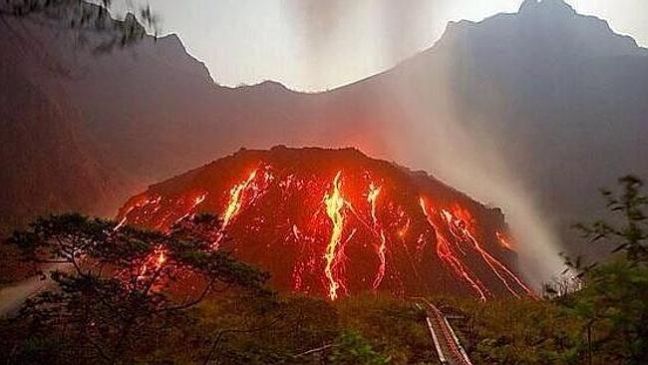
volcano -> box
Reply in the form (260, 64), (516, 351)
(117, 147), (533, 300)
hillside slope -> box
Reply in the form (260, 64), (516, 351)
(0, 23), (123, 232)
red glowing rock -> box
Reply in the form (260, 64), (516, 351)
(117, 146), (533, 300)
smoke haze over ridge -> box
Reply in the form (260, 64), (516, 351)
(102, 0), (648, 91)
(284, 0), (591, 285)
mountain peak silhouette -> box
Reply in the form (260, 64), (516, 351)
(519, 0), (576, 15)
(433, 0), (646, 59)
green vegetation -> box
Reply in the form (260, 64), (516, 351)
(560, 176), (648, 364)
(439, 175), (648, 365)
(336, 295), (435, 363)
(0, 214), (427, 364)
(1, 214), (269, 364)
(439, 297), (582, 364)
(1, 176), (646, 364)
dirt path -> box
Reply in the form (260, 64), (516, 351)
(0, 265), (66, 316)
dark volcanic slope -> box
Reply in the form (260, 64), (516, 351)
(118, 147), (533, 300)
(0, 25), (122, 232)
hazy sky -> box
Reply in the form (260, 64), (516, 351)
(122, 0), (648, 91)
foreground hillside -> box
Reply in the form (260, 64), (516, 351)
(1, 174), (645, 364)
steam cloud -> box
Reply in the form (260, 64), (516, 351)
(285, 0), (442, 89)
(286, 0), (436, 57)
(285, 0), (567, 287)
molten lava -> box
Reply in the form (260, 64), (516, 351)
(367, 183), (387, 290)
(223, 170), (257, 227)
(496, 231), (514, 250)
(117, 147), (533, 300)
(420, 197), (489, 301)
(323, 172), (346, 300)
(133, 245), (168, 283)
(442, 208), (533, 298)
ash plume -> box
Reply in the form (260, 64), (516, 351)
(284, 0), (567, 286)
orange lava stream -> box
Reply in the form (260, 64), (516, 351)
(398, 218), (411, 239)
(222, 170), (257, 228)
(193, 193), (207, 209)
(136, 245), (168, 282)
(114, 210), (132, 231)
(174, 193), (208, 225)
(419, 198), (489, 301)
(119, 160), (533, 300)
(213, 168), (270, 250)
(323, 172), (345, 300)
(496, 231), (513, 250)
(154, 247), (167, 269)
(114, 196), (161, 231)
(367, 183), (381, 224)
(442, 209), (534, 298)
(373, 231), (387, 289)
(367, 183), (387, 290)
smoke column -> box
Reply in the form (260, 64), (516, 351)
(285, 0), (442, 91)
(396, 83), (565, 286)
(284, 0), (566, 287)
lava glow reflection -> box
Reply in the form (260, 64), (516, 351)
(323, 171), (346, 300)
(368, 183), (387, 290)
(223, 170), (258, 227)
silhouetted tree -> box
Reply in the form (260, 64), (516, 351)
(3, 213), (269, 364)
(563, 176), (648, 365)
(575, 175), (648, 264)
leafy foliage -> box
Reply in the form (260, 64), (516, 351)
(2, 175), (647, 364)
(432, 176), (648, 365)
(195, 295), (339, 364)
(2, 214), (429, 364)
(560, 175), (648, 364)
(456, 298), (582, 364)
(568, 261), (648, 364)
(574, 175), (647, 264)
(327, 330), (390, 365)
(335, 294), (434, 364)
(2, 213), (269, 364)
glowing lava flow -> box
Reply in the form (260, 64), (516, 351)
(323, 172), (346, 300)
(367, 184), (381, 224)
(496, 232), (513, 250)
(114, 212), (131, 232)
(367, 183), (387, 290)
(136, 245), (168, 282)
(115, 196), (161, 231)
(441, 209), (534, 298)
(174, 193), (208, 225)
(373, 231), (387, 289)
(420, 198), (489, 301)
(398, 218), (411, 239)
(207, 170), (260, 250)
(222, 170), (257, 228)
(153, 247), (167, 270)
(116, 149), (536, 300)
